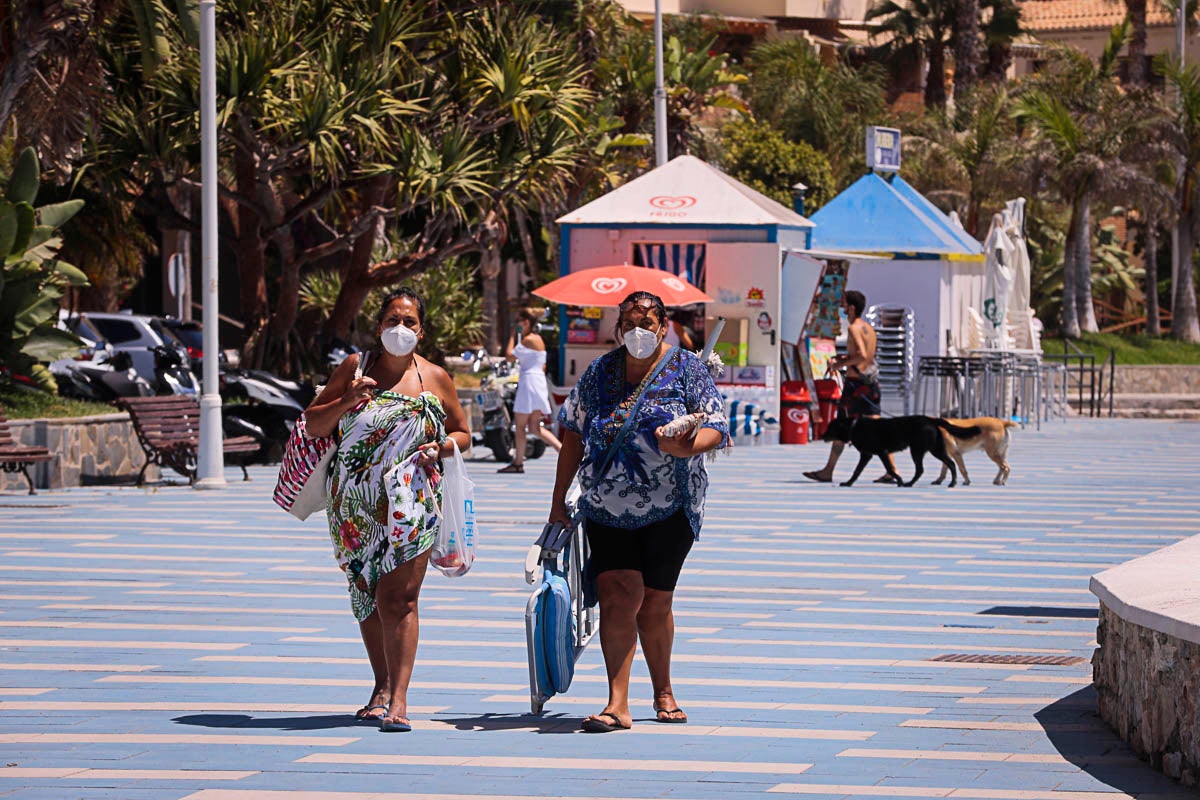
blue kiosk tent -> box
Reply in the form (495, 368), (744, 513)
(809, 171), (985, 364)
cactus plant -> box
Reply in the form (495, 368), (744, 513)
(0, 147), (88, 392)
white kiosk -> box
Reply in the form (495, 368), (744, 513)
(555, 155), (822, 420)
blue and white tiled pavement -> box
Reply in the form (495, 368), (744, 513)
(1, 418), (1198, 800)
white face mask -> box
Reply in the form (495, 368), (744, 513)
(623, 327), (660, 359)
(381, 324), (418, 356)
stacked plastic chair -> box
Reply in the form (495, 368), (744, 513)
(864, 306), (915, 415)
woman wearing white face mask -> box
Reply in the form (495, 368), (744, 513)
(305, 288), (470, 733)
(549, 291), (730, 733)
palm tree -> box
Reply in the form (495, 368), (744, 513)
(905, 83), (1020, 236)
(1014, 29), (1143, 337)
(981, 0), (1023, 82)
(1159, 57), (1200, 342)
(744, 38), (888, 186)
(0, 0), (121, 177)
(954, 0), (982, 101)
(866, 0), (954, 109)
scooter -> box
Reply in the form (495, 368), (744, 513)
(51, 349), (155, 402)
(465, 348), (547, 463)
(152, 344), (200, 396)
(218, 351), (309, 463)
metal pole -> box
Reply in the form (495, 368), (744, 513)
(653, 0), (668, 167)
(195, 0), (225, 489)
(1174, 0), (1186, 296)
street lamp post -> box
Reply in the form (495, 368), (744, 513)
(653, 0), (667, 167)
(195, 0), (225, 489)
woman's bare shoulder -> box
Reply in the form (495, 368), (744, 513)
(521, 333), (546, 352)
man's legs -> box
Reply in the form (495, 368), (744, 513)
(804, 440), (845, 482)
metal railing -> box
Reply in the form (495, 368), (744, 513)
(1041, 339), (1115, 417)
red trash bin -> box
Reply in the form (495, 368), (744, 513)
(779, 381), (811, 445)
(812, 378), (842, 439)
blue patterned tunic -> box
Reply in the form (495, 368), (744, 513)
(558, 347), (730, 537)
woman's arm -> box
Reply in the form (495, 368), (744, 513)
(304, 354), (374, 438)
(504, 329), (519, 361)
(548, 430), (584, 525)
(426, 364), (472, 458)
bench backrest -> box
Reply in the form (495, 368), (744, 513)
(0, 406), (16, 448)
(118, 396), (204, 444)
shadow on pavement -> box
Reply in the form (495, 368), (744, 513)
(1036, 686), (1190, 797)
(173, 713), (362, 731)
(980, 605), (1098, 619)
(434, 712), (582, 734)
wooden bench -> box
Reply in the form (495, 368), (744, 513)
(116, 396), (260, 485)
(0, 405), (53, 494)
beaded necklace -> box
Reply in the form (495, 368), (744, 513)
(603, 349), (671, 440)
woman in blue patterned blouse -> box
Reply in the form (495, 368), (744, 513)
(550, 291), (730, 733)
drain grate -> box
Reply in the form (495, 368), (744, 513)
(929, 654), (1086, 666)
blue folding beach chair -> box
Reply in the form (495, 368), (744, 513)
(524, 488), (598, 714)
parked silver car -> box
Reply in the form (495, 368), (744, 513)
(63, 312), (190, 390)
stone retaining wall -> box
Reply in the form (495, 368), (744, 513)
(0, 413), (157, 493)
(1090, 534), (1200, 787)
(1111, 366), (1200, 395)
(1093, 605), (1200, 784)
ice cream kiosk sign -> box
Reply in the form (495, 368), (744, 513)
(866, 126), (901, 172)
(648, 196), (697, 218)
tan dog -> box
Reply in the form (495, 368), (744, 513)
(932, 417), (1017, 486)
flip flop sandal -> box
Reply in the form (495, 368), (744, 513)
(354, 704), (388, 722)
(653, 705), (688, 724)
(379, 714), (412, 733)
(802, 471), (832, 483)
(580, 712), (630, 733)
(496, 463), (524, 474)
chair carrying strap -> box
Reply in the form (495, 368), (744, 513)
(596, 346), (677, 478)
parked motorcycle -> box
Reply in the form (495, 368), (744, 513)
(465, 348), (547, 463)
(51, 349), (155, 402)
(218, 351), (310, 463)
(152, 344), (200, 396)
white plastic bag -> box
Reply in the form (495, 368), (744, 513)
(431, 439), (476, 577)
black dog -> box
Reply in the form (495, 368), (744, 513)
(822, 415), (981, 488)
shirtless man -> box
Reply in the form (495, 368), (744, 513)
(803, 290), (894, 483)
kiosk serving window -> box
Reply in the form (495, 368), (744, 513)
(631, 242), (707, 287)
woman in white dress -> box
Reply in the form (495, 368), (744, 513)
(498, 308), (563, 473)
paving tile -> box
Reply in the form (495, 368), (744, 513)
(0, 419), (1197, 797)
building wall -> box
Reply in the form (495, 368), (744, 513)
(616, 0), (872, 23)
(1014, 26), (1200, 78)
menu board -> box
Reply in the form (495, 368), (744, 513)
(565, 306), (603, 344)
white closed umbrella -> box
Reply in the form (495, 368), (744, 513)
(982, 212), (1016, 349)
(1002, 198), (1039, 351)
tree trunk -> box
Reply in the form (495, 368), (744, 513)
(232, 149), (269, 357)
(514, 206), (540, 287)
(1124, 0), (1148, 87)
(1145, 213), (1160, 337)
(953, 0), (980, 103)
(1172, 201), (1200, 342)
(1061, 204), (1081, 338)
(925, 40), (948, 110)
(325, 177), (390, 341)
(1076, 192), (1098, 333)
(984, 42), (1012, 82)
(481, 245), (501, 355)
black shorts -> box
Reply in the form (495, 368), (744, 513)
(585, 508), (694, 592)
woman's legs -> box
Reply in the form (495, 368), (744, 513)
(638, 587), (684, 719)
(511, 412), (530, 467)
(372, 549), (431, 727)
(587, 569), (644, 729)
(356, 611), (390, 718)
(529, 410), (562, 452)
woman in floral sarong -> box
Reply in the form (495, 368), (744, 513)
(305, 288), (470, 732)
